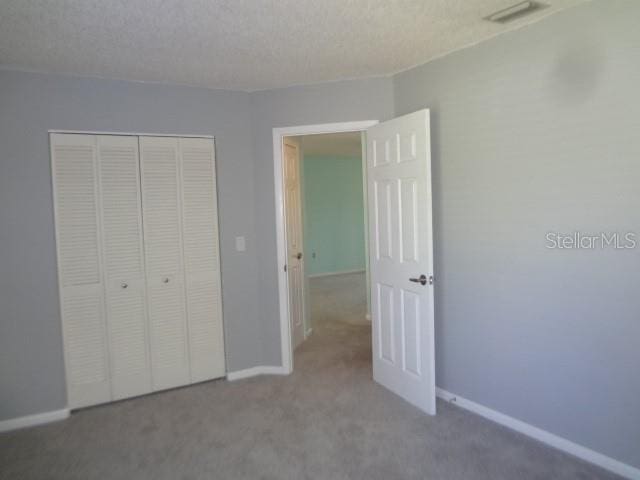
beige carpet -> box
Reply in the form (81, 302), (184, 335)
(0, 272), (621, 479)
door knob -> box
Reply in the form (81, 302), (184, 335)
(121, 282), (128, 289)
(295, 252), (303, 260)
(409, 275), (427, 286)
(163, 277), (170, 284)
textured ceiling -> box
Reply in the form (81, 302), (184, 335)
(299, 132), (362, 157)
(0, 0), (587, 91)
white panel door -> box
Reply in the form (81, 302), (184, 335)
(139, 136), (191, 390)
(179, 137), (226, 383)
(97, 135), (152, 400)
(366, 109), (436, 415)
(51, 133), (111, 409)
(283, 138), (306, 351)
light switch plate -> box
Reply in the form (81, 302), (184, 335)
(235, 236), (246, 252)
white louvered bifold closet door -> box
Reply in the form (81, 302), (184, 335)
(97, 135), (152, 400)
(53, 133), (225, 409)
(139, 136), (191, 390)
(179, 138), (226, 382)
(51, 134), (111, 409)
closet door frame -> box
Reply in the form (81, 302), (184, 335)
(50, 130), (214, 139)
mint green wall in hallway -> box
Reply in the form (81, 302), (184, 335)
(302, 155), (365, 276)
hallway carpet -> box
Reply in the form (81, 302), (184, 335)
(0, 272), (621, 479)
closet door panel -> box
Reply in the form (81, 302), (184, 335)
(139, 136), (191, 390)
(180, 138), (226, 382)
(97, 135), (152, 400)
(51, 133), (111, 408)
(183, 279), (224, 382)
(146, 276), (189, 388)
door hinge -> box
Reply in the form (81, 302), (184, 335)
(284, 264), (287, 272)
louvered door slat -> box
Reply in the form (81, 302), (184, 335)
(97, 135), (152, 400)
(139, 136), (191, 390)
(180, 138), (226, 382)
(51, 134), (111, 409)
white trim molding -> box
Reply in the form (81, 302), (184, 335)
(0, 408), (70, 433)
(273, 120), (378, 375)
(226, 366), (290, 381)
(49, 129), (213, 139)
(307, 268), (365, 278)
(436, 388), (640, 480)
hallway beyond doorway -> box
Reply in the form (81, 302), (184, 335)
(307, 271), (369, 334)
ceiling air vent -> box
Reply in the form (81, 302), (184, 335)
(484, 1), (549, 23)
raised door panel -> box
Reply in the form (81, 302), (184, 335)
(51, 133), (111, 408)
(97, 135), (152, 400)
(179, 138), (225, 382)
(139, 136), (191, 390)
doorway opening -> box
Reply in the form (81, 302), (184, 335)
(284, 130), (371, 367)
(273, 121), (377, 374)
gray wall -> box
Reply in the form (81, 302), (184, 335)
(394, 0), (640, 468)
(0, 72), (395, 422)
(0, 70), (261, 420)
(249, 78), (395, 366)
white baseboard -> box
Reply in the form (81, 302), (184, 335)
(226, 365), (290, 381)
(436, 388), (640, 480)
(0, 408), (69, 433)
(308, 269), (365, 278)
